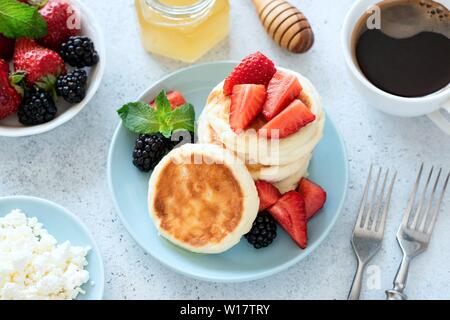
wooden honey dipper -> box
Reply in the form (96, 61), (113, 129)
(252, 0), (315, 53)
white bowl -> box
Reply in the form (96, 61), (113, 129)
(0, 0), (105, 137)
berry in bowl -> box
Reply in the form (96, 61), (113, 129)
(0, 0), (105, 137)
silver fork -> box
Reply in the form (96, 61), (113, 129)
(348, 166), (397, 300)
(386, 164), (450, 300)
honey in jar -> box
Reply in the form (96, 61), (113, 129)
(135, 0), (230, 62)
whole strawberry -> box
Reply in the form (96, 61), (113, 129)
(0, 34), (15, 60)
(38, 0), (81, 51)
(14, 38), (66, 86)
(223, 52), (277, 96)
(0, 59), (22, 120)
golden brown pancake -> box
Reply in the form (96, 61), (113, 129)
(148, 143), (259, 254)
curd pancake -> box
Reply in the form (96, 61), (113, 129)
(200, 124), (311, 183)
(197, 105), (221, 146)
(273, 153), (312, 193)
(205, 70), (325, 166)
(199, 111), (311, 182)
(148, 143), (259, 254)
(246, 154), (309, 182)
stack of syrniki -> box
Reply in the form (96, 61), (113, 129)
(146, 52), (328, 254)
(198, 70), (325, 193)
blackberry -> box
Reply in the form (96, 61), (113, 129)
(132, 134), (172, 172)
(60, 36), (99, 68)
(18, 89), (57, 125)
(245, 212), (277, 249)
(56, 69), (87, 103)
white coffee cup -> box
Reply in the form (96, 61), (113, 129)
(341, 0), (450, 134)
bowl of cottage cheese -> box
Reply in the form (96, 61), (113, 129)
(0, 196), (104, 300)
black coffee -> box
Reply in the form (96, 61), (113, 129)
(353, 0), (450, 98)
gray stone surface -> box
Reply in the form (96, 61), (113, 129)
(1, 0), (449, 300)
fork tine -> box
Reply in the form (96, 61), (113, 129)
(411, 166), (434, 230)
(377, 171), (397, 234)
(363, 167), (382, 230)
(355, 165), (372, 229)
(426, 171), (450, 236)
(418, 168), (441, 232)
(372, 169), (389, 231)
(402, 163), (424, 227)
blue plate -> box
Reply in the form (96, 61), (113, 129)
(0, 196), (105, 299)
(108, 62), (348, 282)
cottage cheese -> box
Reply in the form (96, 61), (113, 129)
(0, 210), (90, 300)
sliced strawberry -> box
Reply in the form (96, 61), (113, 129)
(268, 191), (307, 249)
(255, 180), (281, 212)
(167, 91), (187, 108)
(298, 178), (327, 220)
(223, 52), (276, 96)
(150, 90), (187, 110)
(262, 70), (302, 120)
(230, 84), (266, 132)
(259, 99), (315, 139)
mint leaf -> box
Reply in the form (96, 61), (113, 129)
(0, 0), (47, 39)
(167, 103), (195, 133)
(158, 124), (172, 139)
(154, 90), (172, 119)
(117, 91), (196, 138)
(117, 102), (160, 134)
(153, 90), (174, 137)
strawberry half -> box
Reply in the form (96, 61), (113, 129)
(0, 34), (14, 60)
(262, 70), (302, 121)
(256, 180), (281, 212)
(150, 91), (187, 110)
(230, 84), (266, 132)
(14, 38), (66, 86)
(259, 99), (315, 139)
(223, 52), (276, 96)
(268, 191), (308, 249)
(38, 0), (81, 51)
(298, 178), (327, 220)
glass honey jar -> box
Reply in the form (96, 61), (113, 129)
(135, 0), (230, 62)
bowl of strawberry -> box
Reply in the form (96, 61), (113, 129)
(0, 0), (105, 137)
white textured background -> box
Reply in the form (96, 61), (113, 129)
(1, 0), (449, 300)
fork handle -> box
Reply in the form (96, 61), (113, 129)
(348, 260), (366, 300)
(386, 256), (411, 300)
